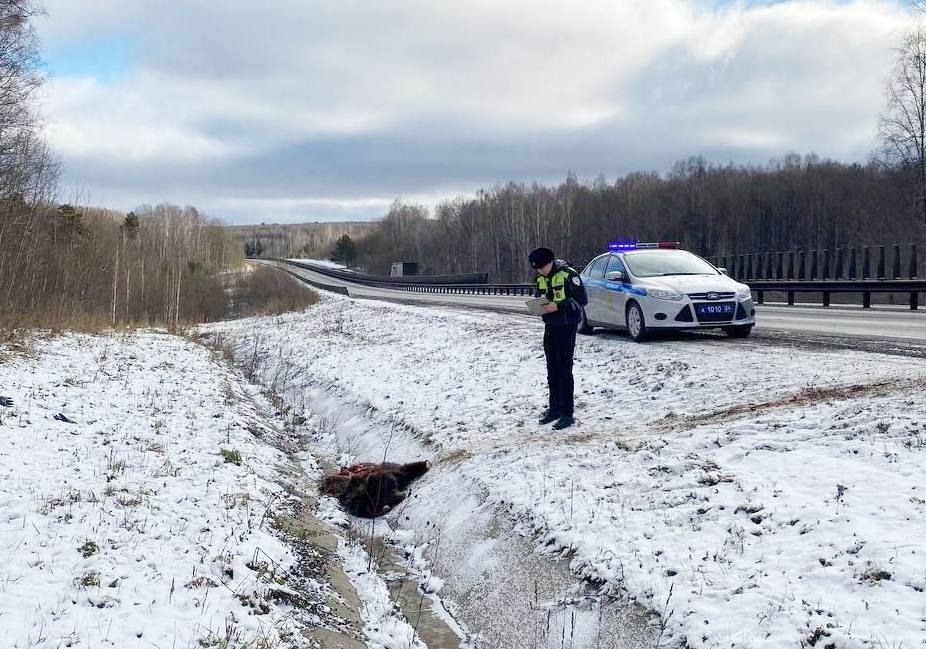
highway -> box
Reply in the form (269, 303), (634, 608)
(262, 259), (926, 353)
(755, 304), (926, 341)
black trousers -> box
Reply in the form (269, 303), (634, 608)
(543, 324), (578, 416)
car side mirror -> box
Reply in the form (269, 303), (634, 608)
(605, 270), (624, 282)
(717, 267), (728, 275)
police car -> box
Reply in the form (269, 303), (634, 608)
(579, 241), (755, 341)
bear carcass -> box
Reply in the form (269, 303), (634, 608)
(320, 461), (429, 518)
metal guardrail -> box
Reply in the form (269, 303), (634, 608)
(750, 279), (926, 309)
(710, 243), (920, 285)
(281, 258), (488, 286)
(380, 282), (534, 296)
(276, 258), (534, 296)
(277, 257), (926, 310)
(273, 265), (349, 296)
(397, 277), (926, 308)
(707, 244), (926, 309)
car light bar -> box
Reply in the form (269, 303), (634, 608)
(608, 241), (638, 251)
(608, 241), (680, 251)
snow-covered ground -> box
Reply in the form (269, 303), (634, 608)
(288, 259), (351, 270)
(0, 330), (418, 649)
(203, 293), (926, 648)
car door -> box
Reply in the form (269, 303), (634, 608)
(580, 255), (609, 323)
(603, 254), (628, 325)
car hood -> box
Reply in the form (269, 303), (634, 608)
(636, 274), (745, 294)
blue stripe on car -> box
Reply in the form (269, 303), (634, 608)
(586, 279), (647, 296)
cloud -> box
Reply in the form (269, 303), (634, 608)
(35, 0), (910, 223)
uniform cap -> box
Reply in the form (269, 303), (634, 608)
(528, 247), (555, 269)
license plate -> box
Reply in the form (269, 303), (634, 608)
(695, 302), (735, 316)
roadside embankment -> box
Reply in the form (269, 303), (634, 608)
(0, 331), (376, 648)
(202, 292), (926, 648)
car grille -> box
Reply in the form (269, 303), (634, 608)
(675, 305), (693, 322)
(696, 312), (734, 323)
(696, 314), (734, 323)
(687, 291), (735, 300)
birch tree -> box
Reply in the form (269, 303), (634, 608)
(879, 24), (926, 227)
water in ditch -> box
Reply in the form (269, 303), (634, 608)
(299, 390), (660, 649)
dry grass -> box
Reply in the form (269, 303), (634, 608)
(0, 310), (134, 333)
(0, 303), (210, 334)
(219, 447), (242, 465)
(1, 263), (318, 334)
(658, 376), (926, 433)
(0, 328), (40, 364)
(225, 264), (319, 318)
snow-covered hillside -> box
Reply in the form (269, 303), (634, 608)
(0, 331), (410, 649)
(205, 293), (926, 648)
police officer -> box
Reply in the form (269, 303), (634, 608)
(528, 247), (587, 430)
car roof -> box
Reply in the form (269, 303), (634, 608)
(587, 248), (694, 264)
(620, 248), (690, 255)
(589, 249), (690, 260)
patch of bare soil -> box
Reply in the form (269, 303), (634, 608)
(553, 376), (926, 452)
(663, 376), (926, 432)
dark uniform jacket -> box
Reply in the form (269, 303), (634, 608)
(535, 260), (588, 327)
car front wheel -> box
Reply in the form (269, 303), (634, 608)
(578, 307), (594, 335)
(626, 301), (648, 342)
(724, 324), (753, 338)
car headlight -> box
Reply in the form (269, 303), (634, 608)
(646, 288), (682, 301)
(737, 286), (753, 299)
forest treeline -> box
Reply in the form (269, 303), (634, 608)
(0, 2), (310, 330)
(229, 221), (372, 260)
(1, 202), (242, 328)
(356, 156), (923, 283)
(357, 9), (926, 282)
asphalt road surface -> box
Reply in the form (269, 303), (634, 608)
(262, 260), (926, 356)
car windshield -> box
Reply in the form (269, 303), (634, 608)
(623, 250), (718, 278)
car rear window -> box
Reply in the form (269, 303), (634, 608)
(583, 255), (608, 278)
(623, 250), (718, 278)
(605, 255), (625, 276)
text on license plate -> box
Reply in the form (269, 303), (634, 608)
(695, 302), (735, 316)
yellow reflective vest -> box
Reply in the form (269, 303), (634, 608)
(536, 267), (575, 303)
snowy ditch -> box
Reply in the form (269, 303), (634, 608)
(201, 293), (926, 648)
(0, 330), (434, 649)
(278, 383), (657, 648)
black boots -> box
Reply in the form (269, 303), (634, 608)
(538, 409), (560, 425)
(539, 410), (574, 429)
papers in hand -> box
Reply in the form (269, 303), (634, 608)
(525, 296), (551, 316)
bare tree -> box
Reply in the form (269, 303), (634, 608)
(880, 24), (926, 227)
(354, 153), (918, 283)
(0, 1), (46, 187)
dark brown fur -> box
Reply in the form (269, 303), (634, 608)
(320, 461), (429, 518)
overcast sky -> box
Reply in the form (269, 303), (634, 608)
(37, 0), (910, 223)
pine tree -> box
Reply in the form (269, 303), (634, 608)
(330, 234), (357, 266)
(123, 211), (140, 240)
